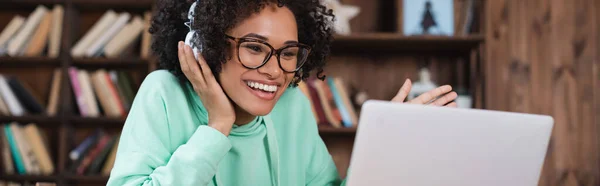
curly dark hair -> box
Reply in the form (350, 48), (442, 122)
(149, 0), (334, 85)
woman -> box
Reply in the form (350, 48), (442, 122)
(107, 0), (457, 185)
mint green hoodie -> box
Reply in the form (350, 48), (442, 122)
(106, 70), (346, 186)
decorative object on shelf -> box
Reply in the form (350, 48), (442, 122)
(322, 0), (360, 35)
(408, 67), (437, 100)
(402, 0), (453, 36)
(354, 91), (369, 107)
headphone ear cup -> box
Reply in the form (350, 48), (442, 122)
(184, 30), (202, 60)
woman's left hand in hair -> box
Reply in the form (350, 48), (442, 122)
(391, 79), (458, 107)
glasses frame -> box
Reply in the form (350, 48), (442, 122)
(226, 35), (312, 73)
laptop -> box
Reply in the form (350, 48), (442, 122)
(345, 100), (554, 186)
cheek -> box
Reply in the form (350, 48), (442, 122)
(218, 60), (245, 93)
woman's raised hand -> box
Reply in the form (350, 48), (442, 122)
(178, 41), (236, 136)
(391, 79), (458, 107)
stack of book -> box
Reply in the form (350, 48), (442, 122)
(68, 67), (136, 118)
(70, 10), (152, 58)
(0, 123), (54, 176)
(0, 71), (62, 117)
(0, 5), (63, 57)
(298, 77), (358, 128)
(68, 129), (118, 176)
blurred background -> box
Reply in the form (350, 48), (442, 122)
(0, 0), (597, 186)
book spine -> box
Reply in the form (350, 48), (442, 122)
(68, 67), (88, 116)
(0, 126), (14, 174)
(48, 5), (64, 58)
(86, 135), (117, 174)
(23, 124), (54, 175)
(104, 73), (125, 117)
(76, 134), (111, 175)
(46, 69), (62, 116)
(327, 78), (353, 127)
(69, 130), (101, 161)
(0, 75), (25, 116)
(11, 123), (41, 174)
(4, 125), (25, 174)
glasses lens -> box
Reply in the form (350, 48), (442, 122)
(279, 46), (310, 72)
(238, 42), (271, 68)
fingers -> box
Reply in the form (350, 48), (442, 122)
(392, 79), (412, 102)
(180, 41), (207, 89)
(392, 79), (411, 102)
(193, 48), (217, 85)
(430, 91), (458, 106)
(409, 85), (453, 104)
(178, 42), (191, 77)
(446, 102), (457, 108)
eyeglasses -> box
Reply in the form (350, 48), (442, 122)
(226, 35), (311, 73)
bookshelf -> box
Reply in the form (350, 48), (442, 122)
(0, 0), (485, 185)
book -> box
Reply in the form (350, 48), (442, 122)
(91, 70), (120, 117)
(78, 70), (100, 117)
(104, 16), (145, 58)
(104, 72), (125, 116)
(332, 78), (358, 126)
(46, 69), (62, 116)
(306, 79), (327, 125)
(23, 13), (52, 56)
(86, 135), (117, 174)
(327, 78), (353, 127)
(117, 71), (136, 107)
(140, 11), (152, 58)
(10, 123), (41, 174)
(0, 75), (25, 116)
(7, 5), (48, 56)
(85, 12), (131, 57)
(101, 136), (119, 175)
(4, 124), (26, 174)
(312, 80), (342, 128)
(0, 94), (10, 116)
(296, 81), (318, 121)
(71, 10), (118, 57)
(1, 126), (15, 174)
(48, 5), (64, 58)
(69, 129), (102, 162)
(0, 16), (25, 55)
(76, 133), (111, 175)
(23, 124), (54, 175)
(108, 71), (129, 111)
(68, 67), (87, 116)
(6, 77), (45, 114)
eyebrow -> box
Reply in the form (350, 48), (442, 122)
(241, 33), (299, 45)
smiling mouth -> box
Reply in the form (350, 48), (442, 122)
(245, 81), (278, 93)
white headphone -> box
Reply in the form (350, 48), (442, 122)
(184, 1), (202, 60)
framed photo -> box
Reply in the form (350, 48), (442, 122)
(402, 0), (454, 36)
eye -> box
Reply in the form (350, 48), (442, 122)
(283, 51), (297, 57)
(244, 45), (263, 53)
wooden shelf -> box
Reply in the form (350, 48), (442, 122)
(0, 174), (59, 182)
(64, 175), (109, 182)
(0, 0), (65, 9)
(0, 115), (62, 127)
(71, 58), (148, 69)
(318, 126), (357, 135)
(71, 0), (152, 9)
(0, 57), (62, 68)
(331, 33), (484, 54)
(69, 116), (125, 128)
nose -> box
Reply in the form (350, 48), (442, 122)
(257, 54), (281, 79)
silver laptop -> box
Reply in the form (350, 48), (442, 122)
(346, 100), (553, 186)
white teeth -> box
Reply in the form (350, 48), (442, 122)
(247, 81), (277, 92)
